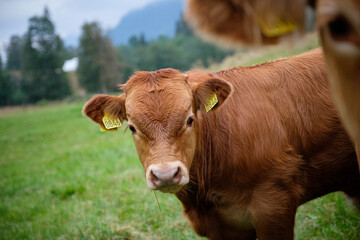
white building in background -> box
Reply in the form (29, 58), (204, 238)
(62, 57), (78, 72)
(62, 57), (85, 96)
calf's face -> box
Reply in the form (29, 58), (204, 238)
(83, 69), (232, 193)
(125, 77), (196, 193)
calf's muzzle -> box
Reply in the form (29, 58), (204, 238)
(146, 161), (189, 193)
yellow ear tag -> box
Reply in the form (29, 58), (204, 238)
(205, 92), (218, 112)
(258, 17), (298, 37)
(101, 112), (122, 131)
(100, 125), (118, 132)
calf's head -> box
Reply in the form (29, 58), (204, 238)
(83, 69), (232, 193)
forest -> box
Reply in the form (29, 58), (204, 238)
(0, 7), (233, 106)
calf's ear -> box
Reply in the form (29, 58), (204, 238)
(82, 94), (127, 128)
(192, 77), (233, 112)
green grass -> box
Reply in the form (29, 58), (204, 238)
(204, 32), (321, 72)
(0, 102), (201, 240)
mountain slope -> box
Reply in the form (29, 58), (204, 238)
(108, 0), (184, 46)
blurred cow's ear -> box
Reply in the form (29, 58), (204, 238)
(82, 94), (127, 128)
(192, 77), (233, 112)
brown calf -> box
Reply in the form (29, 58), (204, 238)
(83, 49), (360, 240)
(186, 0), (360, 170)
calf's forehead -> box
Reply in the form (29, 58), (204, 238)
(125, 80), (193, 113)
(125, 79), (193, 139)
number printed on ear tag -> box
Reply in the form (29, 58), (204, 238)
(102, 112), (122, 130)
(205, 92), (218, 112)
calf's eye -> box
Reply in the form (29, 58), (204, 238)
(187, 117), (194, 126)
(129, 125), (136, 133)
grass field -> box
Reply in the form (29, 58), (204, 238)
(1, 43), (359, 239)
(0, 102), (200, 240)
(203, 33), (320, 72)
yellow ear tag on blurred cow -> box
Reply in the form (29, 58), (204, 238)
(205, 92), (218, 112)
(101, 112), (122, 131)
(258, 17), (298, 37)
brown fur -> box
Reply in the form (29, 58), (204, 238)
(186, 0), (360, 170)
(83, 49), (360, 240)
(185, 0), (308, 46)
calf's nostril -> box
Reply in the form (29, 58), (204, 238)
(173, 167), (181, 178)
(150, 170), (158, 181)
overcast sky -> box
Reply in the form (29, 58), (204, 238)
(0, 0), (161, 60)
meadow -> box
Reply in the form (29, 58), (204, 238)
(1, 38), (359, 239)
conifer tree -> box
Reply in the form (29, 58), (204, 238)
(22, 7), (70, 102)
(6, 35), (23, 71)
(78, 22), (122, 93)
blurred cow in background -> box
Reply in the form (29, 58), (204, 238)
(317, 0), (360, 168)
(186, 0), (360, 170)
(185, 0), (309, 46)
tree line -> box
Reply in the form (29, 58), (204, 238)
(0, 8), (233, 106)
(1, 8), (70, 106)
